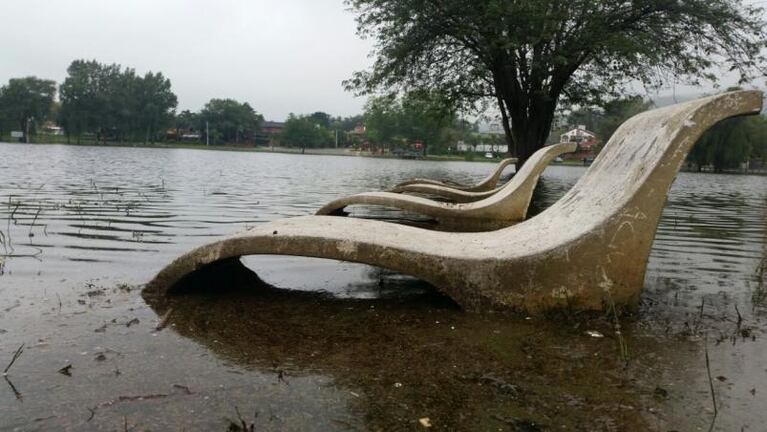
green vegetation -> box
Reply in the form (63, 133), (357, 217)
(0, 76), (56, 140)
(199, 99), (263, 145)
(362, 90), (483, 155)
(346, 0), (767, 167)
(281, 114), (331, 152)
(277, 112), (363, 151)
(59, 60), (177, 144)
(689, 114), (767, 172)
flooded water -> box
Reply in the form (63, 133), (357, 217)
(0, 142), (765, 431)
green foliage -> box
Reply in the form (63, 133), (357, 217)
(59, 59), (177, 143)
(689, 114), (767, 172)
(346, 0), (767, 165)
(174, 110), (201, 132)
(362, 90), (471, 154)
(307, 112), (332, 128)
(280, 114), (332, 151)
(0, 76), (56, 138)
(199, 99), (263, 144)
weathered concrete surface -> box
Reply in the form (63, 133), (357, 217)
(391, 145), (573, 203)
(316, 143), (576, 231)
(394, 157), (516, 192)
(144, 91), (763, 313)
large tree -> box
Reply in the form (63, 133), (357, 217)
(200, 99), (263, 144)
(688, 113), (767, 172)
(346, 0), (767, 167)
(281, 114), (332, 152)
(59, 60), (178, 144)
(0, 76), (56, 142)
(364, 90), (458, 152)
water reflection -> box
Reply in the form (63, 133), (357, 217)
(148, 282), (656, 430)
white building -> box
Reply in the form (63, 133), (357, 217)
(456, 141), (508, 153)
(560, 125), (596, 144)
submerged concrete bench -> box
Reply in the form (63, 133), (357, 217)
(394, 157), (516, 192)
(315, 143), (575, 231)
(144, 91), (763, 314)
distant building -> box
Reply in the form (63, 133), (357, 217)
(262, 121), (284, 135)
(560, 125), (599, 150)
(166, 127), (200, 141)
(260, 121), (285, 146)
(456, 140), (508, 154)
(42, 121), (64, 135)
(351, 124), (366, 136)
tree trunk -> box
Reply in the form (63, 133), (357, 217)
(501, 92), (557, 170)
(496, 96), (515, 154)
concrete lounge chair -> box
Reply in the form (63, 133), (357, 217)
(390, 148), (575, 203)
(315, 143), (576, 231)
(144, 91), (762, 314)
(394, 157), (516, 192)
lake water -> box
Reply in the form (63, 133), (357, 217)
(0, 143), (765, 431)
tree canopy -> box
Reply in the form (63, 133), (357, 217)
(346, 0), (767, 167)
(199, 99), (263, 144)
(688, 114), (767, 172)
(59, 59), (177, 144)
(363, 90), (469, 153)
(0, 76), (56, 140)
(280, 114), (333, 151)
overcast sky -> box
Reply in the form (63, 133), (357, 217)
(0, 0), (373, 121)
(0, 0), (764, 121)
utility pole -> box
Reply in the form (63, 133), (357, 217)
(206, 121), (210, 146)
(25, 116), (33, 143)
(335, 130), (338, 148)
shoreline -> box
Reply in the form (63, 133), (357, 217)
(0, 139), (502, 163)
(3, 140), (764, 175)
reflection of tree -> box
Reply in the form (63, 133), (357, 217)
(144, 268), (651, 430)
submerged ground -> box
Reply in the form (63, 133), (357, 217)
(0, 143), (765, 431)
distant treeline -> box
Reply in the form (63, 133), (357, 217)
(0, 59), (369, 147)
(0, 59), (178, 144)
(1, 61), (764, 167)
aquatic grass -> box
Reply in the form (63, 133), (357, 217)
(604, 289), (630, 366)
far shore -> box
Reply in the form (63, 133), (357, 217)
(3, 139), (765, 175)
(0, 138), (506, 163)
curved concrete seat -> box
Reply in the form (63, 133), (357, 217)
(144, 91), (763, 313)
(394, 157), (516, 192)
(316, 143), (576, 231)
(391, 146), (575, 203)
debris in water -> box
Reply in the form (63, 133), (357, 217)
(585, 330), (605, 338)
(58, 364), (73, 376)
(419, 417), (432, 428)
(172, 384), (192, 395)
(653, 386), (669, 400)
(3, 344), (25, 375)
(125, 318), (140, 327)
(155, 308), (174, 331)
